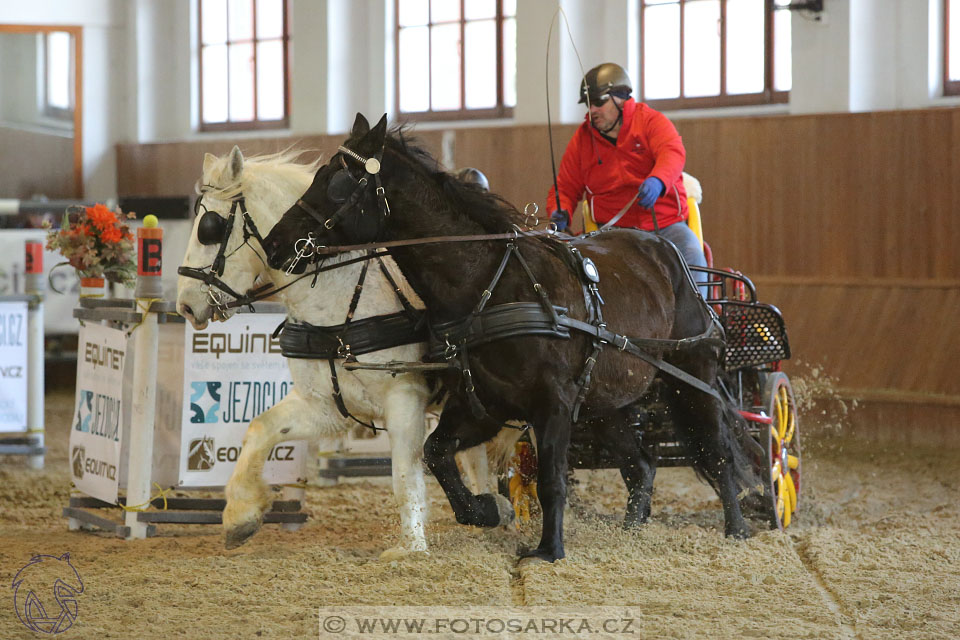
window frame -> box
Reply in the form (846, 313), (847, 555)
(638, 0), (789, 110)
(394, 0), (515, 122)
(197, 0), (291, 132)
(43, 31), (75, 120)
(946, 0), (960, 96)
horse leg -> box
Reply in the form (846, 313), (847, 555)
(593, 412), (657, 528)
(380, 378), (430, 561)
(669, 385), (750, 539)
(520, 406), (573, 563)
(223, 389), (327, 549)
(423, 396), (513, 528)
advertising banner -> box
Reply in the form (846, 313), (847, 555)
(178, 313), (305, 487)
(0, 300), (28, 432)
(70, 323), (127, 503)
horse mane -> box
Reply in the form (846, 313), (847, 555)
(197, 148), (323, 203)
(384, 128), (527, 234)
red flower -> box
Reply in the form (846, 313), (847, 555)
(86, 203), (118, 232)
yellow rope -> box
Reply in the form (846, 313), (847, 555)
(125, 297), (164, 336)
(117, 483), (172, 512)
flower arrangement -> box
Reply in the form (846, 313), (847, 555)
(44, 203), (137, 286)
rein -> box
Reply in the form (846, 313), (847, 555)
(313, 228), (561, 255)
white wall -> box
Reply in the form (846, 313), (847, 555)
(0, 0), (130, 200)
(4, 0), (960, 199)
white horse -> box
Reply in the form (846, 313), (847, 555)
(177, 146), (445, 559)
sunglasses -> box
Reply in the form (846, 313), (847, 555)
(588, 94), (611, 108)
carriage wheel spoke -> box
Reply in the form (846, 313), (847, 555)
(777, 387), (789, 441)
(771, 424), (781, 448)
(784, 470), (797, 514)
(771, 460), (782, 482)
(787, 454), (799, 470)
(776, 481), (786, 520)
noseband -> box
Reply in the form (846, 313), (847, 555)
(177, 192), (272, 313)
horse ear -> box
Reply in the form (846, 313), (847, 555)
(351, 113), (370, 138)
(203, 153), (218, 175)
(364, 114), (388, 149)
(228, 145), (244, 181)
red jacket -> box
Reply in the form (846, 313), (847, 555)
(547, 99), (688, 231)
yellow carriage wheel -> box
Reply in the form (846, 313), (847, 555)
(763, 372), (801, 530)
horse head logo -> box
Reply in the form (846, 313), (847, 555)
(11, 553), (84, 634)
(71, 447), (85, 480)
(187, 436), (216, 471)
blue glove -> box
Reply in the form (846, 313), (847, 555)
(638, 176), (664, 209)
(550, 209), (570, 231)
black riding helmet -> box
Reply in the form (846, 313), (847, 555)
(456, 167), (490, 191)
(579, 63), (632, 105)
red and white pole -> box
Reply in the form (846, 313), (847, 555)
(126, 216), (162, 539)
(24, 240), (45, 469)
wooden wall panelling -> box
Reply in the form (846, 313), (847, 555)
(759, 280), (960, 400)
(449, 124), (576, 217)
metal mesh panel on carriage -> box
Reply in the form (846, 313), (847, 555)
(718, 301), (790, 371)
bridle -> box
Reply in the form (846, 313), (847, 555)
(292, 144), (391, 236)
(176, 190), (273, 314)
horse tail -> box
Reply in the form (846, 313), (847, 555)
(482, 425), (528, 477)
(721, 401), (764, 496)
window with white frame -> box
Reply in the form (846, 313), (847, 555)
(44, 31), (74, 119)
(396, 0), (517, 120)
(947, 0), (960, 95)
(199, 0), (289, 130)
(640, 0), (791, 109)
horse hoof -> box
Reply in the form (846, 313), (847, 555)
(517, 547), (563, 566)
(492, 493), (515, 527)
(379, 546), (430, 562)
(725, 524), (750, 540)
(224, 519), (262, 549)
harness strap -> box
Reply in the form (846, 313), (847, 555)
(473, 243), (516, 315)
(328, 359), (384, 432)
(559, 316), (724, 401)
(376, 257), (418, 318)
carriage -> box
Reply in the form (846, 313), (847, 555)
(563, 264), (800, 531)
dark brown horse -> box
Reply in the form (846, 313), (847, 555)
(263, 113), (757, 563)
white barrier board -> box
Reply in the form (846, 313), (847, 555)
(70, 323), (127, 503)
(178, 313), (305, 487)
(0, 301), (28, 432)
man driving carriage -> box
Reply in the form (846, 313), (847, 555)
(547, 62), (708, 291)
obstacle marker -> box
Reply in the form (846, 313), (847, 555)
(63, 219), (307, 539)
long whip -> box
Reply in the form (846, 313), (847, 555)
(545, 5), (588, 217)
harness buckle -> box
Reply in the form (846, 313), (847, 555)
(523, 203), (540, 228)
(324, 218), (335, 229)
(287, 234), (317, 275)
(443, 337), (458, 360)
(618, 335), (630, 352)
(337, 337), (352, 359)
(463, 368), (475, 393)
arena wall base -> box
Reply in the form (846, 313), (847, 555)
(63, 495), (306, 536)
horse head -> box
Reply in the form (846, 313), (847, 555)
(176, 145), (314, 329)
(264, 113), (391, 272)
